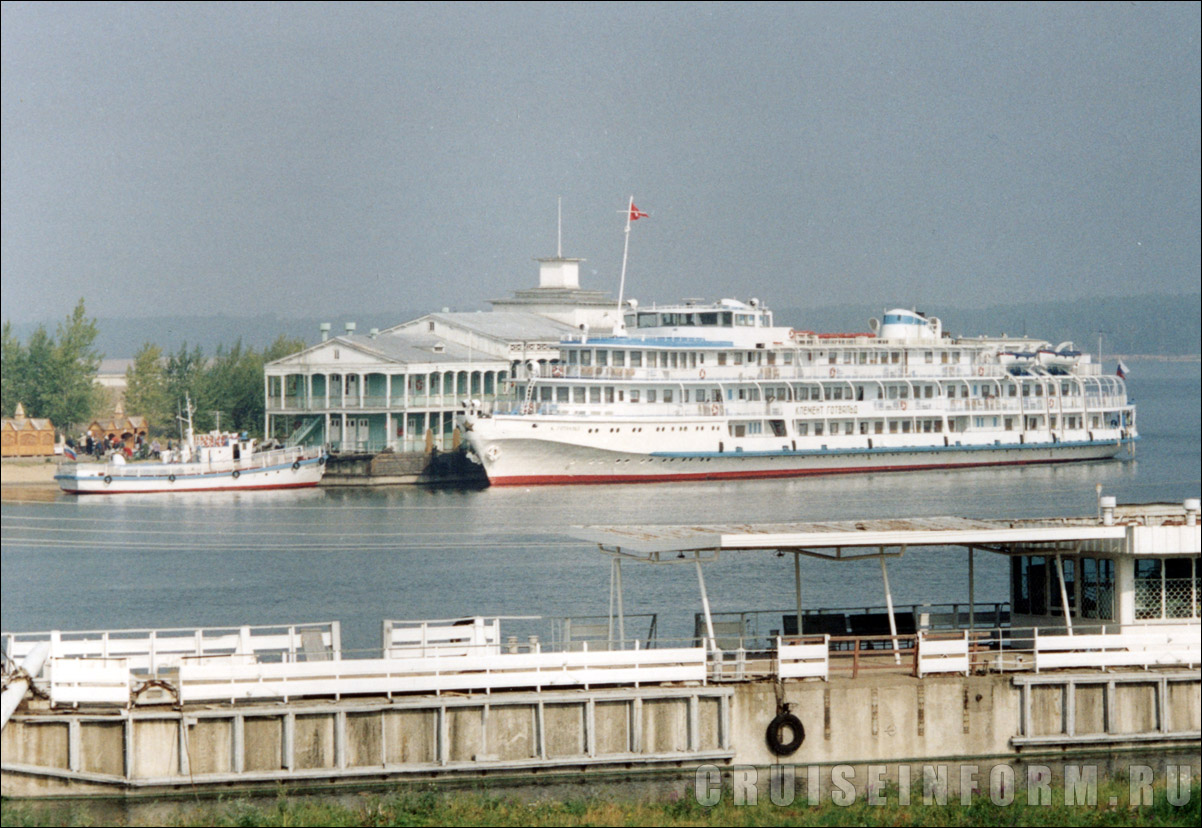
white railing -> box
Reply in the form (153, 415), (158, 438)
(776, 636), (829, 679)
(176, 644), (707, 703)
(916, 632), (971, 677)
(3, 622), (340, 675)
(1032, 627), (1201, 672)
(46, 658), (131, 706)
(63, 447), (317, 479)
(382, 616), (501, 658)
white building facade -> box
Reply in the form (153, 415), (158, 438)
(264, 257), (618, 453)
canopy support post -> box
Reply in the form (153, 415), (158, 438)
(880, 547), (901, 664)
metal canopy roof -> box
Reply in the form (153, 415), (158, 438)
(570, 515), (1128, 556)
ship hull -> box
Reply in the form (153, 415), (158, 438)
(55, 456), (326, 495)
(467, 420), (1129, 486)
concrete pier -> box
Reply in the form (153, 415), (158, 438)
(2, 668), (1198, 798)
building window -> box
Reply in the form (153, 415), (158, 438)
(1135, 558), (1200, 620)
(1080, 558), (1115, 620)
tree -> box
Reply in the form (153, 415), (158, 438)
(124, 343), (172, 431)
(0, 300), (102, 429)
(1, 321), (28, 417)
(44, 300), (104, 429)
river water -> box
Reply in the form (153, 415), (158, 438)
(2, 362), (1198, 652)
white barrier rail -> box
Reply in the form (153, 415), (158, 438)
(177, 645), (707, 703)
(382, 617), (501, 658)
(1033, 628), (1201, 672)
(916, 632), (970, 676)
(3, 622), (340, 675)
(46, 658), (131, 706)
(776, 636), (829, 680)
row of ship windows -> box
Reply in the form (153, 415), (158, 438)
(727, 415), (1095, 438)
(533, 383), (1092, 404)
(568, 415), (1101, 439)
(563, 349), (970, 368)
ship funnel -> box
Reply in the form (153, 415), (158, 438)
(1100, 496), (1117, 526)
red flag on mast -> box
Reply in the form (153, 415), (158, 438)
(630, 203), (648, 221)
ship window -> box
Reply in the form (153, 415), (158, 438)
(874, 421), (884, 434)
(699, 312), (719, 325)
(795, 422), (808, 436)
(733, 352), (743, 365)
(646, 352), (657, 368)
(735, 314), (755, 326)
(832, 387), (843, 400)
(630, 390), (640, 403)
(783, 352), (793, 365)
(580, 350), (592, 366)
(589, 387), (601, 403)
(540, 387), (552, 402)
(613, 350), (625, 366)
(767, 352), (776, 365)
(925, 386), (934, 399)
(934, 420), (943, 432)
(717, 353), (727, 366)
(647, 389), (657, 403)
(596, 350), (608, 366)
(941, 352), (948, 364)
(630, 351), (642, 367)
(925, 352), (933, 363)
(670, 352), (678, 368)
(573, 387), (585, 403)
(830, 422), (840, 435)
(889, 421), (899, 433)
(568, 350), (578, 365)
(605, 387), (615, 403)
(720, 312), (733, 326)
(828, 353), (838, 365)
(664, 389), (673, 403)
(813, 423), (824, 436)
(557, 387), (569, 403)
(892, 353), (900, 364)
(901, 421), (912, 433)
(690, 352), (698, 367)
(661, 351), (670, 366)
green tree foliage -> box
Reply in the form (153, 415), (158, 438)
(0, 299), (103, 428)
(123, 344), (172, 431)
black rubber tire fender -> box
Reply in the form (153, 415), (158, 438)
(766, 712), (804, 756)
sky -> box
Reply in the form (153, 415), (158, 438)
(2, 2), (1199, 325)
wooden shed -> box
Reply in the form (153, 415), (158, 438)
(86, 402), (149, 449)
(1, 403), (56, 457)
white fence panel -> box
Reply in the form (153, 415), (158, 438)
(47, 658), (130, 706)
(1034, 628), (1201, 671)
(916, 632), (970, 676)
(178, 646), (707, 702)
(382, 617), (500, 657)
(776, 637), (829, 680)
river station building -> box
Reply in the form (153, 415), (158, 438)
(263, 255), (622, 452)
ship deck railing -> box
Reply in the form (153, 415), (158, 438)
(5, 615), (1198, 711)
(62, 445), (315, 477)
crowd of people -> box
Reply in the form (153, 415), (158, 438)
(66, 432), (170, 461)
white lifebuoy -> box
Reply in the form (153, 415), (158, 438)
(485, 445), (500, 462)
(551, 366), (565, 378)
(900, 400), (908, 411)
(699, 369), (706, 379)
(978, 367), (985, 376)
(829, 367), (836, 378)
(711, 403), (720, 416)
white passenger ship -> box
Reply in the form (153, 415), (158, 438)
(463, 300), (1136, 485)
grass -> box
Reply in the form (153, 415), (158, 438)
(2, 777), (1198, 827)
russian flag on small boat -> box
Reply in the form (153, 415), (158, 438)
(1116, 360), (1130, 379)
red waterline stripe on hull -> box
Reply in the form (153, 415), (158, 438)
(64, 481), (321, 495)
(487, 456), (1094, 486)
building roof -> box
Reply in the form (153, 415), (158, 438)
(571, 502), (1201, 559)
(335, 334), (504, 366)
(387, 311), (580, 341)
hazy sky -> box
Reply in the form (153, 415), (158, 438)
(3, 2), (1199, 325)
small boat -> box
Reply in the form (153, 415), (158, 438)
(55, 399), (326, 495)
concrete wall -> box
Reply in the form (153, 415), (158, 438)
(3, 671), (1198, 799)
